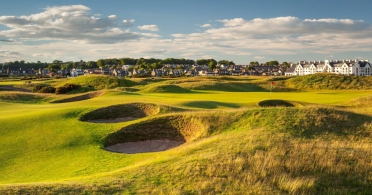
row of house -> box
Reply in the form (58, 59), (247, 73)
(0, 64), (289, 77)
(3, 59), (372, 77)
(285, 59), (371, 76)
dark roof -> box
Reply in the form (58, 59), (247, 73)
(285, 65), (296, 73)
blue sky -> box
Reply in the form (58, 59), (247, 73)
(1, 0), (372, 64)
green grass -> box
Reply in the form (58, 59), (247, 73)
(1, 75), (372, 194)
(58, 75), (138, 90)
(0, 92), (52, 104)
(286, 73), (372, 90)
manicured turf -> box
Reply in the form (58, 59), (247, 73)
(1, 75), (372, 194)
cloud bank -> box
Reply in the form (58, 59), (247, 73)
(0, 5), (140, 43)
(1, 5), (372, 63)
(138, 25), (159, 31)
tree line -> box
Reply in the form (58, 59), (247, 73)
(2, 58), (291, 72)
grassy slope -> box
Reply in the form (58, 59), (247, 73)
(285, 73), (372, 90)
(1, 75), (372, 194)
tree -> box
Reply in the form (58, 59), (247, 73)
(120, 58), (136, 65)
(266, 60), (279, 66)
(87, 61), (97, 68)
(62, 62), (73, 70)
(151, 62), (162, 69)
(73, 62), (79, 68)
(218, 60), (229, 65)
(209, 60), (217, 70)
(97, 59), (106, 67)
(53, 60), (63, 64)
(281, 61), (290, 68)
(250, 61), (259, 66)
(48, 64), (61, 72)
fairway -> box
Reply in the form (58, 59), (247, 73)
(1, 75), (372, 194)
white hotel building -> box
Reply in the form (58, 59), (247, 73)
(285, 59), (371, 76)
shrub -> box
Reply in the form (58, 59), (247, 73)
(38, 86), (56, 93)
(55, 83), (81, 94)
(32, 84), (56, 93)
(55, 86), (68, 94)
(32, 84), (47, 93)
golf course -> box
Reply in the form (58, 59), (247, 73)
(0, 74), (372, 194)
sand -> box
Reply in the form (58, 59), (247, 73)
(105, 139), (184, 154)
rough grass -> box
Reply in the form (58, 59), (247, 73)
(60, 75), (138, 90)
(80, 102), (185, 121)
(50, 91), (105, 103)
(286, 73), (372, 90)
(1, 107), (372, 194)
(1, 76), (372, 194)
(182, 100), (241, 109)
(346, 94), (372, 108)
(258, 99), (296, 107)
(141, 84), (192, 93)
(0, 92), (50, 104)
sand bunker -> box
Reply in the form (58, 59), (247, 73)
(104, 115), (203, 154)
(105, 139), (184, 154)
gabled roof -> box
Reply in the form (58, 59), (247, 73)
(358, 61), (371, 67)
(285, 65), (296, 73)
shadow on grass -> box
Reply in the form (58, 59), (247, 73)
(182, 101), (241, 109)
(50, 91), (105, 103)
(258, 99), (296, 107)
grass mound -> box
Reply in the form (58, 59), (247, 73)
(285, 73), (372, 90)
(50, 91), (105, 103)
(142, 84), (192, 93)
(0, 92), (49, 104)
(239, 107), (371, 137)
(346, 95), (372, 108)
(0, 105), (372, 194)
(80, 102), (184, 122)
(104, 115), (205, 147)
(61, 75), (138, 90)
(258, 99), (296, 107)
(182, 101), (241, 109)
(179, 81), (266, 92)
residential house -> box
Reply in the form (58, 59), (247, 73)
(113, 69), (128, 77)
(285, 59), (371, 76)
(151, 69), (164, 77)
(100, 67), (111, 75)
(70, 68), (84, 77)
(184, 69), (197, 76)
(7, 68), (20, 75)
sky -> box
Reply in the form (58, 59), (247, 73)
(1, 0), (372, 64)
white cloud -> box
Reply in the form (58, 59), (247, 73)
(200, 23), (212, 28)
(1, 10), (372, 63)
(0, 5), (140, 43)
(218, 18), (246, 27)
(122, 19), (135, 27)
(0, 50), (22, 59)
(172, 16), (372, 57)
(138, 25), (159, 31)
(140, 33), (161, 38)
(254, 56), (266, 60)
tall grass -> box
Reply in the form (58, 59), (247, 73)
(286, 73), (372, 90)
(59, 75), (138, 90)
(1, 76), (372, 194)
